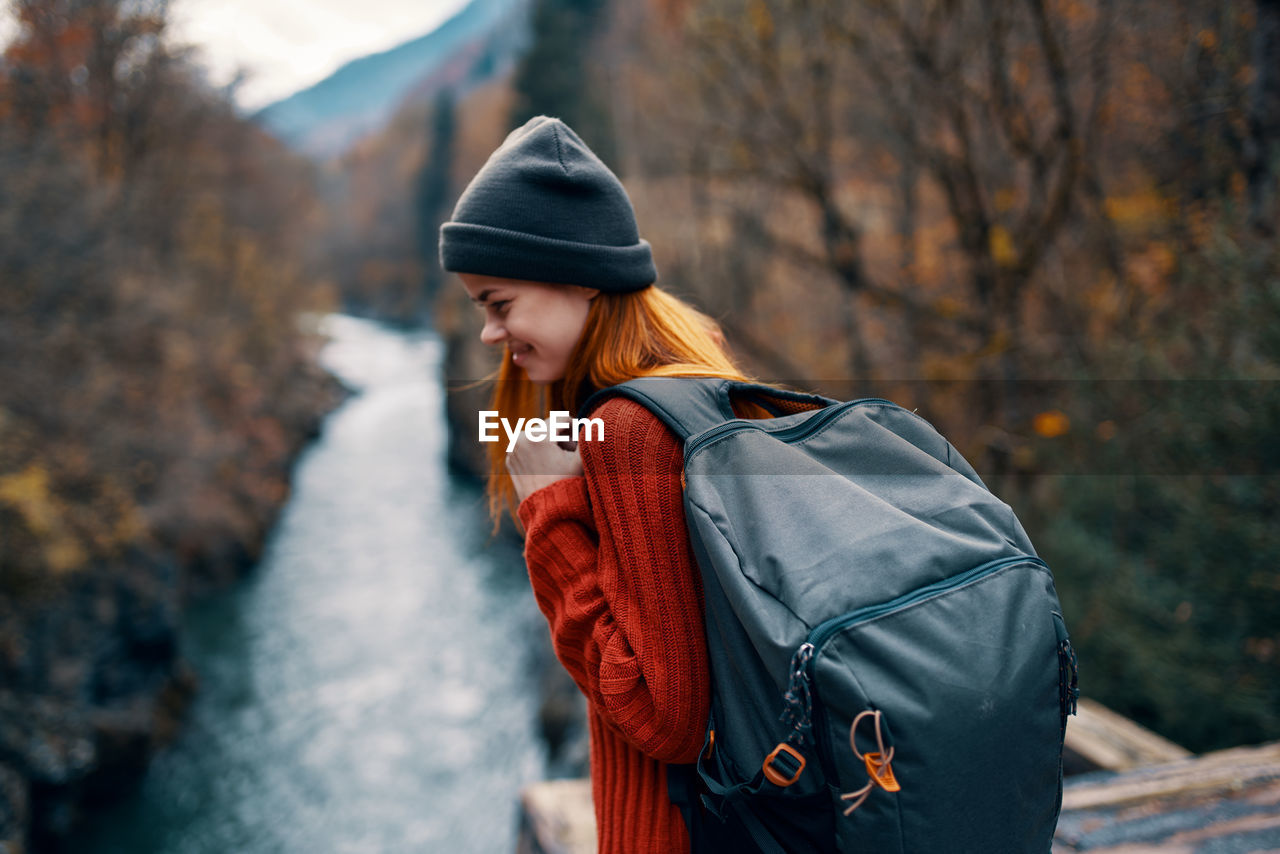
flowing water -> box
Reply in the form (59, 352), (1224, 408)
(72, 315), (547, 853)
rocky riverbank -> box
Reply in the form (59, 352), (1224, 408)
(0, 352), (346, 854)
(436, 288), (591, 785)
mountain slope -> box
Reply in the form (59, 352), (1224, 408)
(253, 0), (530, 158)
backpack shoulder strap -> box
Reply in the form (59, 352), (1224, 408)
(580, 377), (729, 441)
(580, 377), (837, 442)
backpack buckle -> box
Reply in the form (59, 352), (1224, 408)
(761, 742), (806, 787)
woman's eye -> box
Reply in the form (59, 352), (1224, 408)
(491, 300), (511, 314)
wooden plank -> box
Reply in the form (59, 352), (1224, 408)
(1064, 698), (1193, 773)
(513, 709), (1276, 853)
(516, 779), (596, 854)
(1061, 741), (1280, 812)
(1055, 742), (1280, 851)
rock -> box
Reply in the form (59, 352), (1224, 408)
(538, 664), (588, 780)
(516, 779), (596, 854)
(0, 694), (95, 851)
(0, 695), (96, 788)
(0, 761), (29, 854)
(436, 278), (501, 483)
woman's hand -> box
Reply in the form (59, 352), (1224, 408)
(506, 436), (583, 504)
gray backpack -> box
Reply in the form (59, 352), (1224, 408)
(581, 377), (1079, 854)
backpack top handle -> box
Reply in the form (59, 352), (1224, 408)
(581, 378), (837, 442)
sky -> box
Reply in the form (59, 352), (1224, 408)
(1, 0), (471, 112)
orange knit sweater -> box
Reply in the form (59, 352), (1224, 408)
(517, 396), (711, 854)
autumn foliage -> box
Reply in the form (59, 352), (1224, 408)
(0, 0), (338, 705)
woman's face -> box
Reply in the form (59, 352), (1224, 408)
(460, 273), (598, 384)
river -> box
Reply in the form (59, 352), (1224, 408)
(70, 315), (549, 853)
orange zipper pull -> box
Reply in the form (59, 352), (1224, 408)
(863, 751), (901, 792)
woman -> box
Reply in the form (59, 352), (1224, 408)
(438, 115), (770, 852)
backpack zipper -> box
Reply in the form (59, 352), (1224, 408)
(804, 554), (1049, 654)
(683, 398), (899, 464)
(780, 554), (1049, 771)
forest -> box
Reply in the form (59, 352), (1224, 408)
(0, 0), (341, 846)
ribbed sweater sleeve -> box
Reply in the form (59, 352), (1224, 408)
(516, 397), (711, 765)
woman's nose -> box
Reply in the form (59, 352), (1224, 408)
(479, 317), (506, 346)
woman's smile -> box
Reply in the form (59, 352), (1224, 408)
(458, 273), (598, 384)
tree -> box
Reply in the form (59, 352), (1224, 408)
(508, 0), (620, 171)
(1245, 0), (1280, 234)
(417, 90), (458, 303)
(669, 0), (1113, 420)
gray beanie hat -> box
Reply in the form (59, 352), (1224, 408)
(439, 116), (656, 293)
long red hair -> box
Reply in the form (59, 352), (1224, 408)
(480, 285), (766, 528)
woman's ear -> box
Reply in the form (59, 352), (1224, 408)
(576, 286), (601, 301)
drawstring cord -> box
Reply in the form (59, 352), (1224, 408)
(840, 709), (901, 815)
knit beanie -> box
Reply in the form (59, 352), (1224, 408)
(439, 116), (656, 293)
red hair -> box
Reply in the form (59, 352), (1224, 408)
(480, 285), (769, 529)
